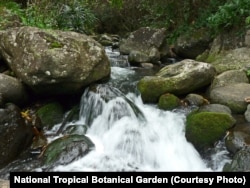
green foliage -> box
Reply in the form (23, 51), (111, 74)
(1, 0), (249, 39)
(0, 1), (21, 11)
(207, 0), (250, 32)
(246, 16), (250, 28)
(247, 69), (250, 77)
(21, 0), (56, 29)
(0, 0), (97, 33)
(87, 0), (229, 41)
(56, 0), (97, 34)
(108, 0), (123, 9)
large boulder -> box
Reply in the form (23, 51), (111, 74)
(0, 26), (111, 96)
(209, 69), (249, 90)
(208, 48), (250, 74)
(209, 83), (250, 114)
(223, 146), (250, 172)
(225, 124), (250, 154)
(208, 70), (250, 114)
(196, 30), (250, 74)
(0, 103), (34, 168)
(174, 28), (212, 59)
(137, 59), (216, 103)
(0, 73), (28, 106)
(119, 27), (167, 64)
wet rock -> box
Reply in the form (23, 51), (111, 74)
(223, 146), (250, 171)
(0, 103), (34, 168)
(41, 134), (95, 169)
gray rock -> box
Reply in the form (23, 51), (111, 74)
(0, 74), (28, 106)
(0, 26), (111, 96)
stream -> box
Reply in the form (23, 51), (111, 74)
(52, 47), (231, 172)
(0, 47), (232, 177)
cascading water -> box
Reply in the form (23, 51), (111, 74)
(53, 47), (231, 172)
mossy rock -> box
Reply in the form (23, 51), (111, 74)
(158, 93), (181, 110)
(137, 76), (176, 103)
(36, 102), (64, 130)
(42, 134), (95, 167)
(185, 112), (236, 151)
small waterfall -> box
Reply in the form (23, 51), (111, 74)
(53, 46), (230, 172)
(0, 47), (231, 178)
(54, 90), (211, 171)
(79, 84), (146, 128)
(105, 47), (130, 67)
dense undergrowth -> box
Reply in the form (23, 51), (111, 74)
(0, 0), (250, 43)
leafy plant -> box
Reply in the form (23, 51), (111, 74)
(207, 0), (250, 32)
(0, 0), (97, 33)
(22, 1), (55, 29)
(56, 0), (97, 34)
(246, 16), (250, 28)
(108, 0), (123, 9)
(247, 69), (250, 77)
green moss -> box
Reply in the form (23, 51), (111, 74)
(185, 112), (236, 150)
(42, 32), (64, 49)
(158, 93), (181, 110)
(50, 41), (63, 48)
(47, 38), (63, 49)
(36, 102), (64, 130)
(196, 50), (209, 62)
(137, 76), (176, 103)
(42, 134), (95, 166)
(206, 53), (220, 63)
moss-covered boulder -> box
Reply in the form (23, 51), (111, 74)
(185, 112), (236, 151)
(196, 31), (250, 74)
(158, 93), (181, 110)
(42, 134), (95, 168)
(36, 102), (64, 130)
(137, 59), (216, 103)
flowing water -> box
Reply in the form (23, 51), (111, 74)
(52, 47), (231, 172)
(0, 47), (232, 178)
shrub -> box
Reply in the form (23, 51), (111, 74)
(207, 0), (250, 32)
(56, 0), (97, 34)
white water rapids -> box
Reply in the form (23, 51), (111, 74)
(52, 48), (231, 172)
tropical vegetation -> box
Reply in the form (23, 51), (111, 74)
(0, 0), (250, 42)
